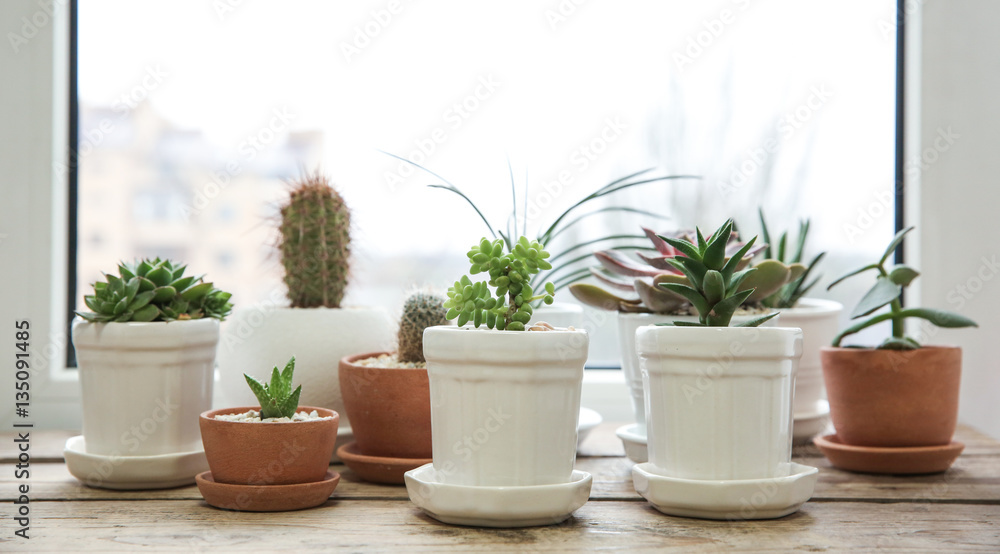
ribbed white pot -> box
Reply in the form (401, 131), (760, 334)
(529, 302), (583, 329)
(637, 326), (802, 480)
(72, 317), (219, 457)
(216, 307), (394, 429)
(619, 312), (778, 435)
(774, 298), (842, 414)
(423, 326), (589, 487)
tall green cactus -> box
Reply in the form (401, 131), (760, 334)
(279, 173), (351, 308)
(397, 291), (450, 364)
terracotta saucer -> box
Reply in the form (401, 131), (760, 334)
(195, 470), (340, 512)
(814, 434), (965, 474)
(337, 441), (432, 485)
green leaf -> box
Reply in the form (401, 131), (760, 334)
(131, 304), (160, 322)
(708, 288), (754, 326)
(659, 283), (709, 316)
(268, 366), (285, 400)
(888, 264), (920, 287)
(776, 232), (787, 263)
(107, 274), (124, 297)
(851, 277), (902, 318)
(276, 386), (302, 418)
(146, 266), (173, 287)
(113, 297), (128, 315)
(880, 226), (915, 266)
(758, 208), (772, 260)
(127, 290), (156, 312)
(124, 278), (140, 304)
(736, 312), (780, 328)
(152, 286), (177, 303)
(702, 220), (733, 269)
(879, 337), (921, 350)
(702, 270), (725, 304)
(180, 282), (213, 301)
(660, 236), (700, 259)
(904, 308), (978, 328)
(827, 263), (880, 291)
(244, 374), (270, 410)
(720, 236), (757, 281)
(118, 264), (135, 281)
(136, 276), (156, 292)
(84, 295), (102, 313)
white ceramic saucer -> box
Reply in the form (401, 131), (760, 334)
(577, 407), (603, 448)
(632, 461), (819, 520)
(404, 463), (593, 528)
(793, 399), (831, 444)
(64, 435), (209, 490)
(615, 423), (648, 463)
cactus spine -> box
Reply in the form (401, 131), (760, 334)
(279, 173), (351, 308)
(397, 291), (449, 363)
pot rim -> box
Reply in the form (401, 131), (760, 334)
(617, 311), (776, 323)
(636, 325), (803, 360)
(200, 405), (339, 425)
(820, 344), (962, 354)
(777, 297), (843, 318)
(340, 351), (427, 371)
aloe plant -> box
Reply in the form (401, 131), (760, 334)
(652, 219), (778, 327)
(757, 209), (825, 309)
(827, 227), (977, 349)
(76, 258), (232, 322)
(444, 236), (555, 331)
(244, 357), (302, 419)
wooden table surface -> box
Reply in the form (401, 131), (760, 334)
(1, 424), (998, 552)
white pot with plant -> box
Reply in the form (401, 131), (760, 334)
(66, 258), (232, 489)
(629, 220), (818, 520)
(404, 236), (592, 528)
(216, 173), (394, 434)
(570, 225), (799, 460)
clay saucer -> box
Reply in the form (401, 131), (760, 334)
(337, 441), (432, 485)
(195, 470), (340, 512)
(814, 434), (965, 474)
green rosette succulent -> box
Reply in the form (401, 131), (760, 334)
(244, 357), (302, 419)
(444, 236), (556, 331)
(76, 258), (232, 323)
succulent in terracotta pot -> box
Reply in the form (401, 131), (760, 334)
(820, 227), (977, 456)
(337, 291), (449, 483)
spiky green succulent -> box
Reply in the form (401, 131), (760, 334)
(244, 357), (302, 419)
(444, 236), (555, 331)
(655, 219), (778, 328)
(828, 227), (977, 349)
(76, 258), (232, 323)
(758, 209), (825, 309)
(398, 291), (450, 363)
(279, 172), (351, 308)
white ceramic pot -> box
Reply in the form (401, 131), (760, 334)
(72, 317), (219, 457)
(636, 325), (802, 480)
(422, 326), (589, 487)
(619, 312), (778, 435)
(529, 302), (583, 329)
(216, 306), (394, 430)
(775, 298), (842, 414)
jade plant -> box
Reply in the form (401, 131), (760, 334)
(244, 356), (302, 419)
(444, 236), (556, 331)
(279, 172), (351, 308)
(827, 227), (977, 349)
(398, 291), (450, 363)
(77, 258), (233, 322)
(654, 219), (778, 327)
(757, 209), (826, 309)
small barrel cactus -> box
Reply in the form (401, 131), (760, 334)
(397, 291), (450, 364)
(279, 173), (351, 308)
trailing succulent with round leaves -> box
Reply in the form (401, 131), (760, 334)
(77, 258), (233, 323)
(398, 291), (450, 364)
(244, 356), (302, 420)
(655, 219), (778, 328)
(444, 236), (556, 331)
(757, 208), (826, 309)
(827, 227), (977, 349)
(279, 172), (351, 308)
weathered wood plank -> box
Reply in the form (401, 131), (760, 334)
(5, 454), (998, 504)
(0, 500), (997, 552)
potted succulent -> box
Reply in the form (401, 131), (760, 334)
(216, 172), (394, 435)
(756, 210), (842, 441)
(816, 227), (977, 474)
(568, 223), (799, 460)
(337, 290), (450, 484)
(630, 220), (818, 520)
(197, 357), (341, 511)
(66, 258), (232, 489)
(404, 236), (593, 528)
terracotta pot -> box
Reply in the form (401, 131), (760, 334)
(339, 352), (431, 459)
(820, 346), (961, 447)
(199, 406), (339, 485)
